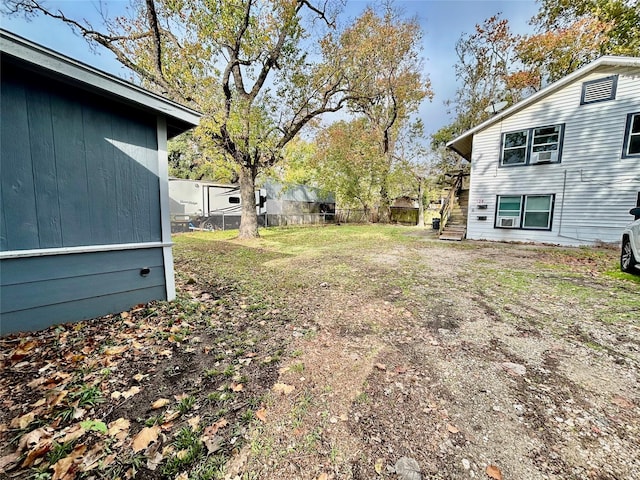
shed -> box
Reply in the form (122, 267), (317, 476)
(0, 30), (201, 335)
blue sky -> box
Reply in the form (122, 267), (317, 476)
(2, 0), (539, 138)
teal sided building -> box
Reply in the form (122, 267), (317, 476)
(0, 31), (200, 335)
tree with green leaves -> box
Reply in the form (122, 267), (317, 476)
(268, 137), (318, 187)
(533, 0), (640, 56)
(168, 132), (237, 182)
(336, 4), (432, 223)
(7, 0), (352, 238)
(515, 17), (613, 87)
(520, 0), (640, 86)
(310, 118), (384, 218)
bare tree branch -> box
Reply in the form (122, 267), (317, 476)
(144, 0), (165, 82)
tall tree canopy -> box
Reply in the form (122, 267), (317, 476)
(448, 15), (521, 135)
(533, 0), (640, 57)
(336, 5), (432, 222)
(436, 0), (640, 150)
(8, 0), (355, 238)
(310, 118), (384, 216)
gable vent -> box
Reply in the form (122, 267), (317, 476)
(581, 75), (618, 105)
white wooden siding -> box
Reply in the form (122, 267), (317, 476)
(468, 66), (640, 246)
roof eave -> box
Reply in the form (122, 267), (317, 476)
(1, 29), (201, 134)
(446, 55), (640, 159)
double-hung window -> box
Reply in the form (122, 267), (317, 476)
(502, 131), (529, 165)
(496, 196), (522, 227)
(495, 194), (554, 230)
(623, 112), (640, 158)
(500, 124), (564, 166)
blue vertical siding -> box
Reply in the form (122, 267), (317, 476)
(0, 65), (161, 252)
(1, 62), (169, 335)
(0, 79), (39, 250)
(26, 88), (63, 248)
(83, 106), (119, 243)
(51, 89), (93, 246)
(146, 129), (162, 241)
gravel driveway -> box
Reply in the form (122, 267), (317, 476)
(232, 233), (640, 480)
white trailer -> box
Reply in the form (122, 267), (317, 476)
(169, 179), (265, 231)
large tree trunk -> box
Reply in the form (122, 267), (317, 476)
(417, 178), (425, 227)
(238, 164), (259, 239)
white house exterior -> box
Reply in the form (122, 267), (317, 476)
(448, 56), (640, 246)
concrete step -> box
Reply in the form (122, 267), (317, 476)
(439, 233), (465, 241)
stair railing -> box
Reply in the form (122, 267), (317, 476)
(439, 172), (464, 235)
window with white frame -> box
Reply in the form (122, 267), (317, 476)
(495, 194), (554, 230)
(496, 196), (522, 228)
(502, 131), (529, 165)
(623, 112), (640, 158)
(500, 124), (564, 166)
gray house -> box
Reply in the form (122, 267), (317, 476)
(0, 30), (200, 335)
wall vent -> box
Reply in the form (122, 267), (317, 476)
(581, 76), (618, 105)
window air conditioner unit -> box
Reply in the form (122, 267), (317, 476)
(531, 150), (558, 163)
(498, 216), (519, 228)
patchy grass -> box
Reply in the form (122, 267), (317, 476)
(1, 225), (639, 480)
(605, 268), (640, 284)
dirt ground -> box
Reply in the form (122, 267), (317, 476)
(1, 226), (639, 480)
(232, 234), (640, 480)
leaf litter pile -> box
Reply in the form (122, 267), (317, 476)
(1, 226), (640, 480)
(1, 274), (291, 479)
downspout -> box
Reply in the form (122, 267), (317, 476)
(558, 169), (567, 237)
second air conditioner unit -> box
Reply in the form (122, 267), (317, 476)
(531, 150), (558, 164)
(498, 216), (520, 228)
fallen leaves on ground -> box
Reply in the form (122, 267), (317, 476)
(0, 275), (291, 480)
(51, 444), (86, 480)
(486, 464), (503, 480)
(446, 424), (460, 434)
(132, 425), (161, 453)
(255, 408), (268, 422)
(108, 417), (130, 437)
(10, 412), (35, 430)
(272, 383), (295, 395)
(151, 398), (171, 409)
